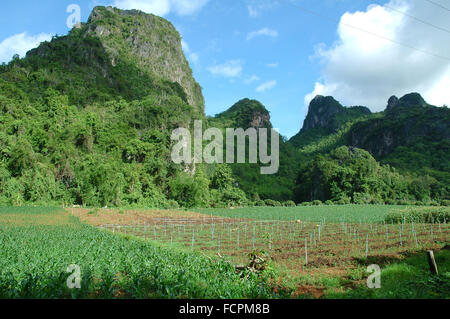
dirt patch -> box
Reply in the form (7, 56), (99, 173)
(68, 208), (238, 227)
(293, 285), (326, 299)
(0, 211), (74, 226)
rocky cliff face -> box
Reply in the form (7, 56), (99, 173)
(386, 92), (428, 111)
(302, 96), (343, 131)
(212, 98), (272, 129)
(289, 95), (371, 148)
(301, 95), (371, 133)
(85, 6), (204, 113)
(350, 93), (449, 157)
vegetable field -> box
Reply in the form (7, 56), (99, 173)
(86, 205), (449, 298)
(0, 207), (272, 299)
(1, 205), (449, 299)
(100, 206), (449, 271)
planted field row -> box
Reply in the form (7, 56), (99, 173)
(0, 207), (273, 299)
(103, 218), (450, 268)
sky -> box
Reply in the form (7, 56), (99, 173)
(1, 0), (449, 138)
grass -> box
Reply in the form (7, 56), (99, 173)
(194, 205), (406, 223)
(327, 249), (450, 299)
(0, 207), (273, 299)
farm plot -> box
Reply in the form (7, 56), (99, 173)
(94, 208), (449, 270)
(0, 207), (272, 299)
(70, 206), (450, 298)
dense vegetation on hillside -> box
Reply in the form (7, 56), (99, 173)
(206, 99), (300, 202)
(0, 6), (448, 208)
(294, 146), (447, 205)
(0, 7), (244, 208)
(289, 94), (449, 205)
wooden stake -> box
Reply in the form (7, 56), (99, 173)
(427, 250), (439, 275)
(305, 237), (308, 265)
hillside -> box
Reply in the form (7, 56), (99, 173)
(0, 6), (239, 208)
(0, 5), (447, 208)
(289, 95), (372, 148)
(1, 6), (203, 113)
(209, 99), (300, 202)
(287, 93), (449, 203)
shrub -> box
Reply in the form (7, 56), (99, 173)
(312, 200), (323, 206)
(441, 200), (450, 206)
(324, 200), (333, 205)
(264, 199), (281, 207)
(385, 207), (450, 224)
(254, 199), (266, 207)
(386, 199), (397, 205)
(300, 202), (312, 206)
(283, 200), (296, 207)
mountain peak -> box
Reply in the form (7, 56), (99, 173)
(213, 99), (272, 129)
(302, 95), (344, 131)
(386, 93), (427, 111)
(399, 93), (427, 107)
(83, 6), (204, 112)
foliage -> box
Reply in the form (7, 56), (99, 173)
(293, 146), (447, 204)
(0, 7), (245, 209)
(385, 206), (450, 224)
(0, 207), (271, 299)
(195, 205), (403, 223)
(328, 249), (450, 299)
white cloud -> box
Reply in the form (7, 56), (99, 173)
(0, 32), (53, 64)
(247, 0), (277, 18)
(181, 39), (199, 65)
(112, 0), (209, 16)
(256, 80), (277, 92)
(305, 0), (450, 109)
(247, 27), (278, 41)
(266, 62), (279, 68)
(245, 75), (260, 84)
(208, 60), (243, 78)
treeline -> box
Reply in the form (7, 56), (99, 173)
(294, 146), (449, 205)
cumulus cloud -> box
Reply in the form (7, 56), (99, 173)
(305, 0), (450, 110)
(245, 75), (260, 84)
(247, 27), (278, 40)
(112, 0), (209, 16)
(208, 60), (243, 78)
(256, 80), (277, 92)
(0, 32), (53, 64)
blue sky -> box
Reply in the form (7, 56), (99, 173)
(1, 0), (449, 138)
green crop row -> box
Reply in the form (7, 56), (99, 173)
(384, 206), (450, 224)
(195, 205), (406, 223)
(0, 207), (273, 299)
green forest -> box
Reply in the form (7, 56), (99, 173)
(0, 6), (448, 209)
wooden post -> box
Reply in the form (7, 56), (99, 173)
(427, 250), (439, 275)
(305, 237), (308, 266)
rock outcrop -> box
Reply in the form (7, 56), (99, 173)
(86, 6), (204, 112)
(213, 98), (272, 129)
